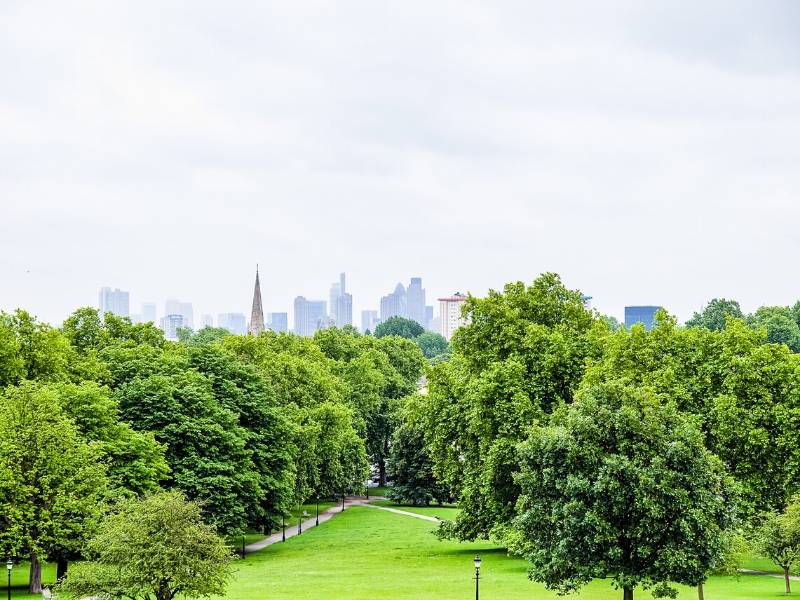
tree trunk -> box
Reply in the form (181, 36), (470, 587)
(697, 582), (704, 600)
(378, 458), (387, 486)
(623, 587), (634, 600)
(56, 556), (68, 580)
(29, 552), (42, 594)
(785, 567), (791, 594)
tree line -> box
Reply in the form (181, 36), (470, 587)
(406, 274), (800, 599)
(0, 308), (425, 593)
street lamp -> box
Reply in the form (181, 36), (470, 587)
(7, 558), (12, 600)
(474, 555), (481, 600)
(316, 497), (319, 526)
(282, 514), (286, 542)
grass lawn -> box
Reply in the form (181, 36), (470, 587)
(0, 560), (57, 600)
(219, 505), (786, 599)
(368, 485), (392, 497)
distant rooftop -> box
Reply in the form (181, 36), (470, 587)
(438, 292), (467, 302)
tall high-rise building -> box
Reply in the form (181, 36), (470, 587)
(294, 297), (327, 337)
(218, 313), (247, 335)
(201, 314), (214, 328)
(439, 292), (468, 341)
(141, 302), (157, 323)
(98, 287), (130, 318)
(248, 266), (265, 336)
(159, 314), (185, 341)
(380, 283), (407, 322)
(361, 310), (380, 334)
(165, 299), (193, 330)
(329, 272), (353, 328)
(406, 277), (426, 326)
(624, 306), (662, 331)
(267, 312), (288, 333)
(425, 305), (434, 330)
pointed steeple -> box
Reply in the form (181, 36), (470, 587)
(248, 265), (265, 336)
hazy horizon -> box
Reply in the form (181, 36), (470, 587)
(3, 1), (799, 326)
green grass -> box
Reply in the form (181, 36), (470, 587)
(219, 505), (786, 599)
(0, 560), (57, 599)
(368, 486), (392, 497)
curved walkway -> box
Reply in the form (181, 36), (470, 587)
(362, 503), (440, 522)
(244, 497), (373, 553)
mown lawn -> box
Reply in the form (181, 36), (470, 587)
(219, 505), (787, 599)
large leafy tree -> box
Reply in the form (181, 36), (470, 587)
(583, 316), (800, 514)
(0, 383), (108, 592)
(748, 306), (800, 352)
(414, 331), (449, 360)
(61, 491), (233, 600)
(420, 273), (602, 540)
(115, 371), (260, 535)
(515, 384), (736, 600)
(374, 316), (425, 339)
(756, 498), (800, 594)
(685, 298), (743, 331)
(387, 402), (451, 506)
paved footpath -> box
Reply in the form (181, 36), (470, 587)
(244, 497), (374, 553)
(362, 503), (440, 522)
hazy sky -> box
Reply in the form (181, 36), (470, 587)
(2, 1), (799, 327)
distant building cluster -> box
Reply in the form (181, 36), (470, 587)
(99, 270), (648, 343)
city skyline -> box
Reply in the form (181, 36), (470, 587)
(3, 4), (799, 329)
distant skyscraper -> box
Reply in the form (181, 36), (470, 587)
(582, 295), (593, 310)
(248, 266), (265, 336)
(406, 277), (426, 326)
(624, 306), (662, 331)
(218, 313), (247, 335)
(361, 310), (380, 334)
(141, 302), (157, 323)
(380, 282), (407, 321)
(439, 292), (468, 341)
(267, 312), (288, 333)
(98, 287), (130, 318)
(294, 297), (327, 336)
(425, 305), (434, 330)
(201, 314), (213, 328)
(159, 314), (185, 341)
(329, 272), (353, 328)
(165, 299), (193, 330)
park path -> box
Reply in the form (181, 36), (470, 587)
(243, 497), (374, 554)
(739, 568), (800, 581)
(362, 503), (440, 522)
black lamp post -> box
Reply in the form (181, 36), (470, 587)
(315, 497), (319, 526)
(7, 558), (11, 600)
(341, 491), (345, 512)
(474, 555), (481, 600)
(282, 514), (286, 542)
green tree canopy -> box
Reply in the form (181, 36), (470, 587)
(61, 491), (233, 600)
(374, 316), (425, 339)
(755, 499), (800, 594)
(685, 298), (744, 331)
(419, 273), (602, 540)
(414, 331), (449, 360)
(748, 306), (800, 352)
(515, 384), (736, 600)
(0, 383), (108, 592)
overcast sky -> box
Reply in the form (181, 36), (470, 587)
(2, 1), (799, 327)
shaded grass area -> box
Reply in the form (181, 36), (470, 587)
(0, 561), (57, 599)
(219, 505), (784, 599)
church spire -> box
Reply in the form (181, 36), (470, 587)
(248, 265), (265, 336)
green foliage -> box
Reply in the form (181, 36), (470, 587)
(0, 382), (108, 592)
(419, 273), (601, 540)
(374, 316), (425, 339)
(755, 499), (800, 593)
(415, 331), (449, 359)
(748, 306), (800, 352)
(61, 491), (233, 600)
(115, 370), (260, 534)
(0, 310), (70, 386)
(177, 326), (231, 345)
(387, 411), (451, 506)
(515, 384), (736, 599)
(685, 298), (744, 331)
